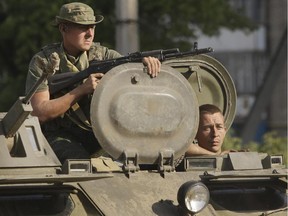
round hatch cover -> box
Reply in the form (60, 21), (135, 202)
(90, 63), (199, 164)
(164, 54), (237, 130)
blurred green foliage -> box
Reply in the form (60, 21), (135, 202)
(224, 130), (288, 167)
(139, 0), (256, 50)
(0, 0), (255, 110)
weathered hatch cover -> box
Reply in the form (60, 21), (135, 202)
(90, 63), (199, 164)
(164, 54), (237, 130)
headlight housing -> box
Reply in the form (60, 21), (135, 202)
(177, 181), (210, 214)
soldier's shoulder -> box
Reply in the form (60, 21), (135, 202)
(89, 42), (122, 60)
(41, 43), (61, 55)
(30, 43), (61, 67)
(88, 42), (108, 61)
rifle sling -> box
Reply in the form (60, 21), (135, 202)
(65, 103), (92, 131)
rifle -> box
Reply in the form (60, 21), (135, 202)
(48, 43), (213, 95)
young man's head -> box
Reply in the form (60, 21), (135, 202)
(196, 104), (227, 154)
(53, 2), (104, 56)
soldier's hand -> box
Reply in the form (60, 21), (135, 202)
(81, 73), (104, 94)
(142, 56), (161, 78)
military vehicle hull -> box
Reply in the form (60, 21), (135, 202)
(0, 54), (287, 215)
(0, 154), (285, 216)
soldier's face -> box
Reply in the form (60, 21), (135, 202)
(196, 112), (226, 154)
(62, 23), (95, 55)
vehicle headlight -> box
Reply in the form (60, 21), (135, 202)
(177, 181), (210, 214)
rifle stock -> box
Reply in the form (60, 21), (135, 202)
(48, 45), (213, 95)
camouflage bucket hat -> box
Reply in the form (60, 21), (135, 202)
(52, 2), (104, 26)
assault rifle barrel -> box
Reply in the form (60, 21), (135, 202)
(48, 46), (213, 95)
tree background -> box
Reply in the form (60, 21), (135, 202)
(0, 0), (285, 163)
(0, 0), (254, 110)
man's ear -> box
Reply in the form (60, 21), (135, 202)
(59, 24), (67, 33)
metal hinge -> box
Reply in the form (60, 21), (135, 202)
(122, 150), (140, 177)
(158, 150), (175, 177)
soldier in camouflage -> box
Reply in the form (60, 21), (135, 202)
(25, 2), (161, 163)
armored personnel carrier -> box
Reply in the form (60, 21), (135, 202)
(0, 54), (287, 215)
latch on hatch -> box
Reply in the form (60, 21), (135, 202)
(158, 150), (175, 175)
(122, 150), (140, 176)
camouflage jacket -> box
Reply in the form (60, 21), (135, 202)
(26, 42), (122, 93)
(25, 42), (122, 131)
